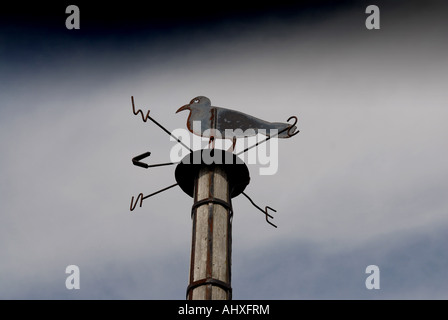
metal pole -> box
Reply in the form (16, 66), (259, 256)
(186, 165), (232, 300)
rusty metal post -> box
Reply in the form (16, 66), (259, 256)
(186, 165), (232, 300)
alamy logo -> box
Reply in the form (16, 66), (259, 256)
(170, 121), (280, 175)
(365, 265), (380, 290)
(65, 265), (80, 290)
(65, 5), (80, 30)
(365, 5), (380, 30)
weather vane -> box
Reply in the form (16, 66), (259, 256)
(129, 95), (299, 299)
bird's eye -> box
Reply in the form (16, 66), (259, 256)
(193, 98), (199, 103)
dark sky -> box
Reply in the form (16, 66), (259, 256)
(1, 1), (361, 54)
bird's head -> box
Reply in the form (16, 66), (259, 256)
(176, 96), (211, 113)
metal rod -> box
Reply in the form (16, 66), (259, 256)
(130, 183), (179, 211)
(241, 192), (277, 228)
(146, 114), (193, 153)
(142, 183), (178, 201)
(235, 129), (283, 156)
(236, 116), (298, 156)
(145, 162), (178, 168)
(131, 96), (193, 153)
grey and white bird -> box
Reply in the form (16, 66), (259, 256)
(176, 96), (298, 150)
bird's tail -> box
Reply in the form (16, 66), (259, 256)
(267, 122), (297, 138)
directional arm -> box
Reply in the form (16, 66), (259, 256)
(241, 192), (277, 228)
(131, 96), (193, 153)
(130, 183), (179, 211)
(132, 151), (178, 169)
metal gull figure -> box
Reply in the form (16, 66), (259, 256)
(176, 96), (298, 150)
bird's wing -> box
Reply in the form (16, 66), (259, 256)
(215, 107), (276, 138)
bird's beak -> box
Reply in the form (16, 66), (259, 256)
(176, 104), (190, 113)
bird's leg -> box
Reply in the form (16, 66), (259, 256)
(226, 136), (237, 153)
(208, 135), (215, 150)
(208, 128), (218, 150)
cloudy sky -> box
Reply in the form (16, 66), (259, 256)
(1, 0), (447, 299)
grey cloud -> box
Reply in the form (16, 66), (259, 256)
(232, 224), (448, 299)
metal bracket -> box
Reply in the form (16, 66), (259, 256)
(191, 197), (233, 219)
(186, 278), (232, 300)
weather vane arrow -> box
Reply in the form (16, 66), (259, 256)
(131, 151), (151, 168)
(131, 151), (177, 169)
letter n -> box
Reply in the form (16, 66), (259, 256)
(65, 265), (80, 289)
(365, 5), (380, 30)
(365, 265), (380, 289)
(66, 5), (80, 30)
